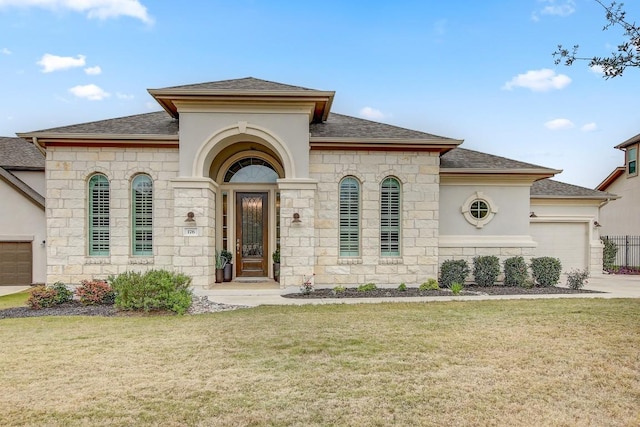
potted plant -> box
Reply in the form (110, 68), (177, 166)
(221, 249), (233, 282)
(272, 248), (280, 282)
(215, 250), (227, 283)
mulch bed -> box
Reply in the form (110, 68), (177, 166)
(282, 286), (604, 299)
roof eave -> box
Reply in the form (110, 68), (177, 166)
(309, 137), (462, 153)
(596, 166), (625, 191)
(17, 133), (178, 149)
(0, 167), (45, 209)
(147, 89), (336, 122)
(614, 132), (640, 150)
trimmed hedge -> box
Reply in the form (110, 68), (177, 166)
(440, 259), (470, 288)
(530, 257), (562, 287)
(473, 255), (500, 287)
(503, 256), (528, 287)
(109, 270), (192, 315)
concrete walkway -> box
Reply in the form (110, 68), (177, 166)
(1, 274), (638, 306)
(201, 274), (640, 307)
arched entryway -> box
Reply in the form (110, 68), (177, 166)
(212, 150), (283, 280)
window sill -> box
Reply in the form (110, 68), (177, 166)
(379, 257), (403, 265)
(129, 257), (154, 265)
(338, 258), (362, 265)
(85, 257), (110, 265)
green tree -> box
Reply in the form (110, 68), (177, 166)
(553, 1), (639, 78)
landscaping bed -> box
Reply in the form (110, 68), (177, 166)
(283, 285), (604, 299)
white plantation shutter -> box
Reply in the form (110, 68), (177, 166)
(380, 177), (400, 256)
(88, 174), (110, 256)
(339, 177), (360, 256)
(132, 174), (153, 255)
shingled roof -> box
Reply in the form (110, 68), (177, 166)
(155, 77), (319, 92)
(23, 111), (178, 136)
(441, 147), (558, 171)
(0, 137), (44, 170)
(310, 113), (458, 141)
(531, 178), (616, 199)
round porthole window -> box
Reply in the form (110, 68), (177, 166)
(461, 192), (498, 228)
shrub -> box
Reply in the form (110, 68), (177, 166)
(566, 269), (589, 290)
(27, 285), (58, 310)
(530, 257), (562, 287)
(357, 283), (377, 292)
(397, 283), (407, 291)
(503, 256), (528, 287)
(439, 259), (470, 288)
(51, 281), (73, 304)
(76, 280), (115, 305)
(450, 282), (463, 295)
(419, 279), (440, 291)
(332, 285), (345, 294)
(109, 270), (192, 315)
(601, 237), (618, 272)
(473, 255), (500, 287)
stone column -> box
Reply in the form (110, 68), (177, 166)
(277, 178), (317, 288)
(172, 178), (217, 293)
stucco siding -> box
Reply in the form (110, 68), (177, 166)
(0, 177), (46, 284)
(598, 175), (640, 236)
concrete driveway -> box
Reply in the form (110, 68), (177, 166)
(0, 286), (31, 297)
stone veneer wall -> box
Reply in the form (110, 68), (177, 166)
(438, 243), (536, 282)
(309, 150), (440, 287)
(46, 146), (179, 284)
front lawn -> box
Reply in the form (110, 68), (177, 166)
(1, 299), (639, 426)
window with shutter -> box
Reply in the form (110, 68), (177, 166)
(339, 177), (360, 257)
(132, 174), (153, 256)
(380, 177), (400, 256)
(88, 174), (110, 256)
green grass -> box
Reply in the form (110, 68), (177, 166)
(1, 299), (639, 426)
(0, 290), (29, 309)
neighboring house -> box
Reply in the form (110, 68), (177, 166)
(596, 132), (640, 236)
(15, 77), (613, 292)
(0, 137), (46, 286)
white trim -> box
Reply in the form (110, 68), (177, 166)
(461, 191), (498, 229)
(439, 235), (537, 248)
(0, 235), (34, 241)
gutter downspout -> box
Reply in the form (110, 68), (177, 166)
(31, 136), (46, 157)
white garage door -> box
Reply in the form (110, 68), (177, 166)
(531, 222), (588, 272)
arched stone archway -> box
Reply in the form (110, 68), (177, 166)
(192, 121), (295, 180)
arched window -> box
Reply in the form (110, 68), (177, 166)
(132, 174), (153, 256)
(88, 174), (110, 256)
(224, 157), (279, 183)
(339, 177), (360, 257)
(380, 177), (400, 256)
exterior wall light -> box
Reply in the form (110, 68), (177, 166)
(292, 213), (301, 223)
(185, 211), (196, 223)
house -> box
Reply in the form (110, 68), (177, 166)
(15, 77), (613, 292)
(0, 137), (46, 286)
(596, 132), (640, 236)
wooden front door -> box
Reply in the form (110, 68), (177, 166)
(236, 192), (268, 277)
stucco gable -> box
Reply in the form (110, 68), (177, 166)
(0, 137), (44, 170)
(0, 167), (45, 209)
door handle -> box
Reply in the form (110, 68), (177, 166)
(236, 239), (240, 253)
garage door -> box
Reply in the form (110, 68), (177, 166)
(530, 222), (588, 271)
(0, 242), (32, 286)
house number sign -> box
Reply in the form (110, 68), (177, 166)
(183, 227), (199, 237)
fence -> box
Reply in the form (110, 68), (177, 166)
(602, 235), (640, 270)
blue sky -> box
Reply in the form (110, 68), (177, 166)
(1, 0), (638, 188)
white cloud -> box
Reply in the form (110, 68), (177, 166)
(116, 92), (134, 100)
(69, 84), (110, 100)
(359, 107), (386, 120)
(37, 53), (85, 73)
(581, 122), (598, 132)
(0, 0), (153, 24)
(590, 65), (604, 75)
(84, 65), (102, 75)
(532, 0), (576, 21)
(545, 118), (575, 130)
(502, 68), (571, 92)
(1, 47), (11, 55)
